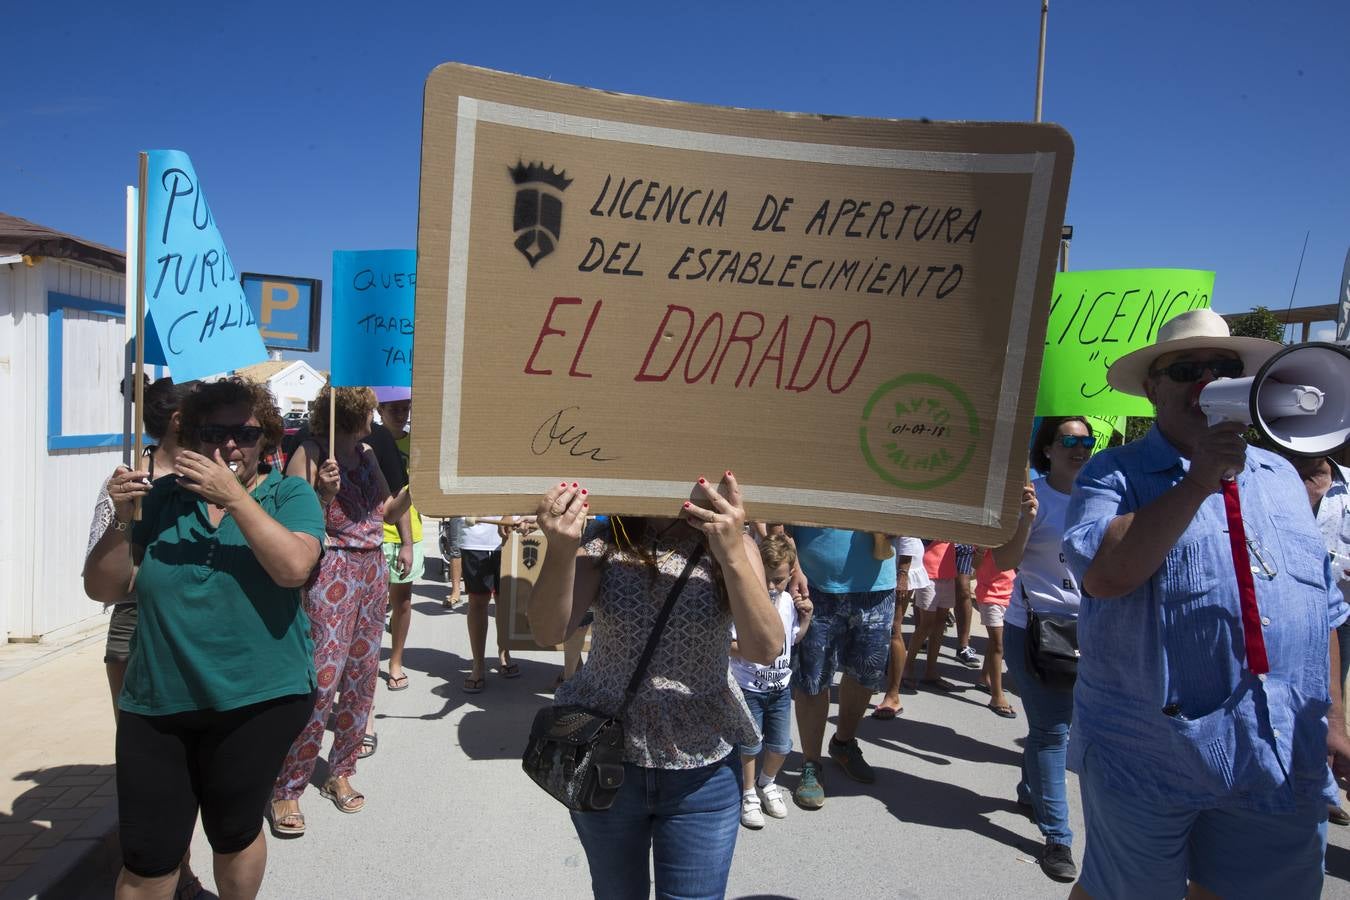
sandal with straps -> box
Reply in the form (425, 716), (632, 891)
(267, 799), (306, 837)
(319, 777), (365, 814)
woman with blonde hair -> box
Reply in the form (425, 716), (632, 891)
(269, 383), (410, 836)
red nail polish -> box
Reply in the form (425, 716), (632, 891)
(580, 489), (588, 496)
(683, 501), (692, 508)
(582, 502), (589, 509)
(726, 470), (733, 477)
(698, 478), (707, 485)
(560, 482), (567, 487)
(571, 482), (578, 488)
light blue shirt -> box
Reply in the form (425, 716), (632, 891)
(1315, 463), (1350, 604)
(790, 528), (896, 594)
(1062, 425), (1348, 813)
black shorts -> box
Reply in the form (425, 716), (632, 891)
(462, 547), (501, 595)
(116, 691), (314, 877)
(104, 603), (138, 663)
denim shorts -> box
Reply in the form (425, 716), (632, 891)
(1077, 743), (1328, 900)
(792, 589), (896, 694)
(737, 686), (791, 757)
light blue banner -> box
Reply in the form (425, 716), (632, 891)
(143, 150), (266, 381)
(331, 250), (416, 387)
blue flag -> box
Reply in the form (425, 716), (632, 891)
(142, 150), (266, 380)
(330, 250), (416, 387)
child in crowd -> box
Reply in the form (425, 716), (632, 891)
(731, 534), (812, 829)
(974, 548), (1017, 718)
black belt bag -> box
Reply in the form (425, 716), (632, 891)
(522, 547), (704, 812)
(1021, 584), (1079, 689)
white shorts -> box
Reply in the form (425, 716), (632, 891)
(978, 601), (1006, 628)
(913, 581), (955, 612)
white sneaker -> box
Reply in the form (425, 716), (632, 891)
(757, 782), (789, 819)
(740, 793), (765, 829)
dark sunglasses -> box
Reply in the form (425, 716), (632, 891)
(1151, 357), (1244, 383)
(197, 424), (264, 446)
(1057, 435), (1097, 449)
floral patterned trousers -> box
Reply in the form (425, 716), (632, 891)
(273, 547), (388, 800)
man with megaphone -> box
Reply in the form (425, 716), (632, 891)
(1057, 309), (1349, 900)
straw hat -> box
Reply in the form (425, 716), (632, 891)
(1105, 308), (1281, 397)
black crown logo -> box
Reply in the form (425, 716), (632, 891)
(509, 161), (573, 191)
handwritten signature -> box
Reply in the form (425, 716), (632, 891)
(531, 407), (617, 462)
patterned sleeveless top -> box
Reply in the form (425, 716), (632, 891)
(554, 524), (759, 769)
(319, 445), (384, 551)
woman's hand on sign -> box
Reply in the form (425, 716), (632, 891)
(177, 450), (249, 508)
(1020, 482), (1039, 520)
(681, 471), (748, 565)
(316, 459), (341, 504)
(107, 465), (154, 524)
(537, 482), (587, 547)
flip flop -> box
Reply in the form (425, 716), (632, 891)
(462, 676), (485, 694)
(988, 703), (1018, 718)
(267, 800), (306, 838)
(871, 705), (903, 720)
(386, 673), (409, 691)
(500, 662), (521, 679)
(974, 682), (992, 694)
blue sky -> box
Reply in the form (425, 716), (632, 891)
(4, 0), (1347, 367)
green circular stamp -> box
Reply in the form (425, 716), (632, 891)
(859, 374), (980, 490)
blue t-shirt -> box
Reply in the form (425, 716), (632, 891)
(791, 527), (896, 594)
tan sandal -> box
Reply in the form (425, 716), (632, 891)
(267, 799), (306, 837)
(319, 777), (365, 814)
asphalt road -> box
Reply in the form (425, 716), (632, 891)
(177, 566), (1350, 900)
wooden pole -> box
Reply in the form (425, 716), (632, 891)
(1035, 0), (1049, 123)
(328, 385), (337, 460)
(133, 153), (149, 520)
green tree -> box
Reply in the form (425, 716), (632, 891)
(1226, 305), (1284, 342)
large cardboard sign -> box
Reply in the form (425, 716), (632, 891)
(1035, 268), (1214, 417)
(143, 150), (267, 381)
(411, 64), (1073, 544)
(331, 250), (417, 387)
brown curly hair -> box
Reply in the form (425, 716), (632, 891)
(308, 383), (377, 438)
(177, 377), (284, 456)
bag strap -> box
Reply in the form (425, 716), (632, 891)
(617, 545), (706, 720)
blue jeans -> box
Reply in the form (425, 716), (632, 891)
(738, 686), (792, 757)
(570, 755), (741, 899)
(1004, 624), (1074, 846)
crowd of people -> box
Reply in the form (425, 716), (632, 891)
(78, 306), (1350, 899)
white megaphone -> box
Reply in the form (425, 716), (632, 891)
(1199, 341), (1350, 457)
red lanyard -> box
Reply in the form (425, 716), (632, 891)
(1220, 480), (1270, 675)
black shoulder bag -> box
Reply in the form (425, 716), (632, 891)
(1021, 582), (1079, 689)
(522, 546), (705, 812)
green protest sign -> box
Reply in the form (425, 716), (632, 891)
(1035, 269), (1215, 417)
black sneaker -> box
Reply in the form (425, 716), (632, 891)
(828, 737), (876, 784)
(1039, 841), (1077, 883)
(955, 645), (981, 668)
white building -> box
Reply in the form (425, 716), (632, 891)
(0, 213), (133, 643)
(235, 359), (326, 416)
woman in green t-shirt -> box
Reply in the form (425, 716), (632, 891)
(84, 378), (326, 900)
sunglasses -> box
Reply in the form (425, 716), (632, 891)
(1151, 357), (1244, 383)
(1056, 435), (1097, 449)
(197, 424), (264, 446)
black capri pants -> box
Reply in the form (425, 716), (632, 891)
(116, 691), (314, 878)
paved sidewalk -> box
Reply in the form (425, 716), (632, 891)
(0, 630), (119, 900)
(7, 576), (1350, 899)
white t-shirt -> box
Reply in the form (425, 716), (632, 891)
(461, 519), (504, 551)
(892, 536), (932, 590)
(1005, 476), (1081, 630)
(730, 589), (800, 693)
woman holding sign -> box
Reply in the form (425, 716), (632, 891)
(83, 378), (325, 899)
(530, 473), (783, 899)
(270, 384), (411, 834)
